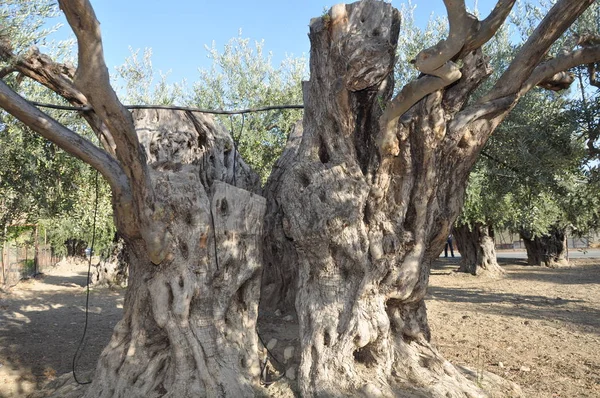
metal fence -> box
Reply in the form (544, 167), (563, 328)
(510, 236), (592, 250)
(1, 243), (60, 286)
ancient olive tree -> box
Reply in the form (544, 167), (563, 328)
(261, 0), (600, 396)
(453, 170), (509, 276)
(1, 0), (600, 397)
(454, 87), (585, 273)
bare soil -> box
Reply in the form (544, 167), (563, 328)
(1, 256), (599, 397)
(428, 257), (600, 397)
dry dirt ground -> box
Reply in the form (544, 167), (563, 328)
(1, 256), (599, 397)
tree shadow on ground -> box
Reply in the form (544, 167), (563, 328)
(36, 272), (89, 289)
(505, 263), (600, 285)
(0, 275), (123, 397)
(427, 285), (600, 333)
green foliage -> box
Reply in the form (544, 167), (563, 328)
(0, 0), (60, 53)
(38, 169), (115, 257)
(460, 88), (594, 238)
(114, 48), (187, 105)
(0, 0), (114, 254)
(457, 1), (600, 239)
(113, 35), (307, 181)
(21, 258), (35, 277)
(191, 34), (306, 181)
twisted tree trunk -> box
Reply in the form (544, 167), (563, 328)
(454, 223), (504, 276)
(263, 3), (513, 396)
(84, 110), (266, 398)
(521, 226), (569, 267)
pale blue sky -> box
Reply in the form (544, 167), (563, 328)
(47, 1), (503, 83)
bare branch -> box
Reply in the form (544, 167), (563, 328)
(486, 0), (596, 102)
(449, 95), (515, 134)
(58, 0), (151, 190)
(537, 71), (574, 91)
(385, 63), (461, 123)
(0, 79), (129, 199)
(443, 48), (492, 114)
(379, 68), (461, 156)
(521, 45), (600, 94)
(0, 43), (86, 104)
(413, 0), (472, 73)
(0, 41), (117, 156)
(561, 34), (600, 55)
(0, 66), (16, 79)
(462, 0), (517, 54)
(379, 0), (475, 155)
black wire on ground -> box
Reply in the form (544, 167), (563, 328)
(72, 170), (99, 385)
(256, 324), (287, 386)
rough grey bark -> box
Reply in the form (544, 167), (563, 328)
(258, 0), (599, 395)
(521, 226), (569, 267)
(261, 121), (303, 310)
(454, 223), (504, 276)
(79, 110), (266, 398)
(262, 2), (516, 396)
(79, 109), (265, 397)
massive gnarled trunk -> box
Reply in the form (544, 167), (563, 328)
(264, 2), (503, 396)
(261, 0), (598, 396)
(85, 109), (266, 397)
(454, 223), (504, 276)
(521, 226), (569, 267)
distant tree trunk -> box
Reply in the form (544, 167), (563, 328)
(90, 235), (129, 287)
(33, 224), (39, 275)
(454, 223), (504, 276)
(65, 238), (86, 257)
(521, 226), (569, 267)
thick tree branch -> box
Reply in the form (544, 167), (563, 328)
(0, 79), (128, 199)
(0, 41), (118, 155)
(536, 71), (574, 91)
(381, 67), (460, 137)
(443, 48), (493, 114)
(522, 45), (600, 95)
(485, 0), (596, 102)
(413, 0), (472, 73)
(379, 0), (471, 154)
(449, 95), (515, 134)
(462, 0), (517, 54)
(58, 0), (151, 193)
(57, 0), (172, 258)
(0, 66), (16, 79)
